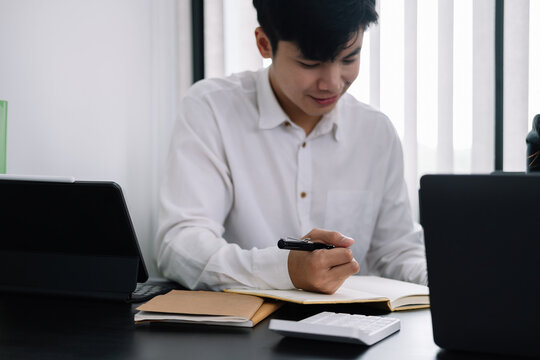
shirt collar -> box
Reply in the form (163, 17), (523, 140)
(256, 66), (342, 142)
(312, 105), (342, 142)
(257, 67), (289, 130)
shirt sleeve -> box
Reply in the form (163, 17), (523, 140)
(155, 94), (294, 291)
(365, 121), (428, 285)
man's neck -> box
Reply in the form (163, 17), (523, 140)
(291, 115), (321, 136)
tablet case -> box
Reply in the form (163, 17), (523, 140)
(0, 179), (148, 300)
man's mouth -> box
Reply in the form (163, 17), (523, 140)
(310, 95), (339, 105)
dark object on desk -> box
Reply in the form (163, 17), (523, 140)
(526, 114), (540, 172)
(419, 174), (540, 358)
(129, 280), (183, 303)
(0, 178), (164, 301)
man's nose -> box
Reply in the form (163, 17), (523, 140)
(317, 64), (342, 93)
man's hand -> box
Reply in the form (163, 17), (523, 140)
(287, 228), (360, 294)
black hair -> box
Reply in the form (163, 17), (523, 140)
(253, 0), (378, 62)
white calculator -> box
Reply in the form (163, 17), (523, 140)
(269, 311), (400, 345)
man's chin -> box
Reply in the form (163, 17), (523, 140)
(305, 103), (338, 117)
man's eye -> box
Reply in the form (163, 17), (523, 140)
(299, 62), (319, 69)
(342, 58), (357, 65)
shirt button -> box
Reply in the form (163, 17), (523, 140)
(302, 142), (306, 148)
(300, 192), (307, 198)
(284, 122), (291, 127)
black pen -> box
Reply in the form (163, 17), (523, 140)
(277, 237), (335, 251)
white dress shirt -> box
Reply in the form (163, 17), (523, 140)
(156, 67), (427, 291)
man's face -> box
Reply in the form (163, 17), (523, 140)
(268, 30), (363, 125)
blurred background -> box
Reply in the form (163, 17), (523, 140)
(0, 0), (538, 277)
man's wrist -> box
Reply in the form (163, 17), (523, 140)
(253, 247), (294, 289)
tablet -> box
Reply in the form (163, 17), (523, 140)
(0, 178), (149, 299)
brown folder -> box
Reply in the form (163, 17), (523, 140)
(135, 290), (281, 327)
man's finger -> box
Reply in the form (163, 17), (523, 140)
(304, 228), (354, 247)
(328, 258), (360, 279)
(314, 247), (355, 268)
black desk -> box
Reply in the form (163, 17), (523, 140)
(0, 293), (515, 359)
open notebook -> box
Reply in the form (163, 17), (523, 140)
(226, 276), (429, 312)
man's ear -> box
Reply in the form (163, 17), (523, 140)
(255, 27), (273, 59)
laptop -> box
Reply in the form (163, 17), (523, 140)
(419, 174), (540, 358)
(0, 176), (177, 301)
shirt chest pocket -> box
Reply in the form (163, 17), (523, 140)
(323, 190), (376, 243)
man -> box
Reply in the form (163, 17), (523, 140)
(155, 0), (427, 294)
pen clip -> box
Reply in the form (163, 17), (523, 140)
(286, 237), (311, 243)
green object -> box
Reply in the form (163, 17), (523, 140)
(0, 100), (6, 174)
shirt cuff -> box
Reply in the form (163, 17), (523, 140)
(253, 247), (295, 289)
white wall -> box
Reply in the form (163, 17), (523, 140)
(0, 0), (185, 277)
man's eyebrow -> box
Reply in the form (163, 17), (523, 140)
(342, 47), (361, 59)
(295, 46), (361, 62)
(296, 54), (318, 61)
